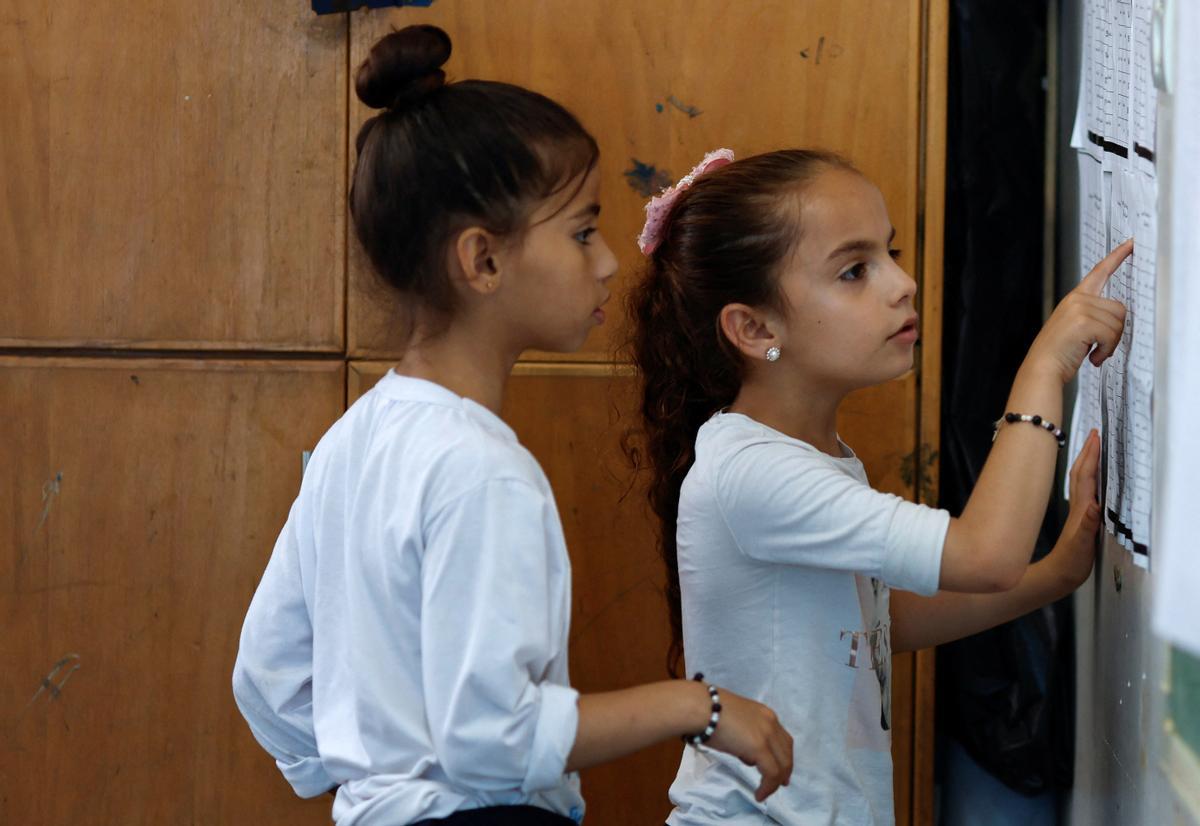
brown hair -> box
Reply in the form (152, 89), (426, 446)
(624, 149), (856, 675)
(350, 25), (599, 339)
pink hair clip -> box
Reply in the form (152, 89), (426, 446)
(636, 148), (735, 255)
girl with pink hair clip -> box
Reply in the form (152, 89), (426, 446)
(626, 148), (1130, 824)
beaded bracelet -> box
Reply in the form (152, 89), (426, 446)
(682, 673), (722, 746)
(993, 412), (1066, 447)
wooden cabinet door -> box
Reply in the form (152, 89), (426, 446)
(0, 358), (343, 824)
(0, 3), (346, 351)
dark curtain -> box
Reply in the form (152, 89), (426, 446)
(937, 0), (1074, 797)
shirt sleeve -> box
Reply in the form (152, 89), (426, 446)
(232, 509), (336, 798)
(714, 442), (949, 595)
(420, 477), (579, 794)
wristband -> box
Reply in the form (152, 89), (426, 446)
(682, 673), (722, 746)
(993, 411), (1066, 448)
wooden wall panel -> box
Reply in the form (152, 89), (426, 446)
(350, 362), (919, 822)
(346, 1), (922, 359)
(0, 4), (347, 351)
(914, 0), (950, 821)
(0, 358), (343, 824)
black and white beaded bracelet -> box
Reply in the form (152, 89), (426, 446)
(683, 673), (722, 746)
(993, 412), (1067, 447)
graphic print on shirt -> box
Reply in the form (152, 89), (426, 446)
(841, 575), (893, 736)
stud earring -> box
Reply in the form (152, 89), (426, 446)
(765, 346), (781, 362)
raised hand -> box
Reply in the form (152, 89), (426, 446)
(1025, 239), (1132, 384)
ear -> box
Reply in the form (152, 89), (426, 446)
(452, 226), (504, 296)
(718, 303), (781, 362)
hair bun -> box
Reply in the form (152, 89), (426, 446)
(355, 24), (452, 111)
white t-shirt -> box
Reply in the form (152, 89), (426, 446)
(667, 412), (949, 826)
(232, 371), (584, 826)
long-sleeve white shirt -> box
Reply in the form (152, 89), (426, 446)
(667, 412), (949, 825)
(232, 371), (584, 826)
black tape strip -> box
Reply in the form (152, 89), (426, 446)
(1106, 506), (1150, 557)
(312, 0), (435, 14)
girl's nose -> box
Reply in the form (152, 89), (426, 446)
(596, 232), (619, 283)
(891, 263), (918, 304)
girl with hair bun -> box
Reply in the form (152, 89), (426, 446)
(625, 148), (1131, 823)
(232, 26), (792, 826)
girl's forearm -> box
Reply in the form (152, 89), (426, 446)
(941, 364), (1064, 591)
(892, 552), (1076, 652)
(565, 680), (709, 773)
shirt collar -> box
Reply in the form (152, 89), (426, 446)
(374, 370), (518, 443)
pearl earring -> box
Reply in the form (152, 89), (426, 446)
(765, 346), (781, 362)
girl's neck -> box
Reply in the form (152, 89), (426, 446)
(394, 324), (519, 415)
(729, 375), (848, 458)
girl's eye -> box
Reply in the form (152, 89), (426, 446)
(888, 248), (903, 260)
(839, 262), (868, 282)
(574, 227), (597, 244)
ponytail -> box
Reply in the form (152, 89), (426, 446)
(625, 260), (742, 675)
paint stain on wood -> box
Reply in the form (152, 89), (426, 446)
(21, 654), (82, 714)
(799, 35), (844, 64)
(18, 471), (63, 567)
(623, 159), (672, 197)
(35, 471), (63, 534)
(666, 94), (702, 118)
(899, 444), (938, 504)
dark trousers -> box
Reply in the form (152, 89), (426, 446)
(413, 805), (576, 826)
